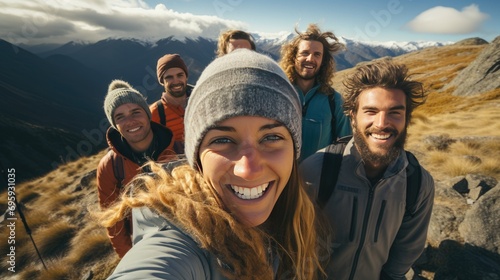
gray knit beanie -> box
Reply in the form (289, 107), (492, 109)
(104, 80), (152, 129)
(185, 49), (302, 168)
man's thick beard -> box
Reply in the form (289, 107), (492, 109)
(298, 73), (316, 81)
(353, 122), (407, 167)
(294, 67), (317, 81)
(167, 84), (186, 98)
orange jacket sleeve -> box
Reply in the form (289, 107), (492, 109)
(96, 152), (132, 258)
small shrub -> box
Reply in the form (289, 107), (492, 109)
(424, 135), (456, 151)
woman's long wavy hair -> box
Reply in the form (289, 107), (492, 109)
(100, 161), (326, 280)
(279, 23), (345, 94)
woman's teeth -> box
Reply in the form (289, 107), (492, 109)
(231, 183), (269, 200)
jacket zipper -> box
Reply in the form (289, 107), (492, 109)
(374, 200), (387, 243)
(349, 197), (358, 242)
(348, 186), (375, 280)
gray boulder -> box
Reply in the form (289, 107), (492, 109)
(459, 183), (500, 255)
(427, 179), (468, 245)
(445, 36), (500, 96)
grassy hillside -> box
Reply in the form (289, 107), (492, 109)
(398, 45), (500, 182)
(0, 150), (119, 279)
(1, 42), (499, 279)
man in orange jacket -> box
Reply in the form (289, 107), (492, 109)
(150, 54), (193, 154)
(97, 79), (176, 258)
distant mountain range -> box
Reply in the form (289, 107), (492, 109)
(1, 34), (451, 182)
(20, 33), (451, 94)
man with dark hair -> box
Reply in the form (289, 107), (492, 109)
(300, 59), (435, 279)
(280, 23), (352, 161)
(97, 80), (176, 258)
(151, 54), (193, 154)
(216, 29), (256, 57)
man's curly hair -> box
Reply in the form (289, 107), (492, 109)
(279, 23), (345, 94)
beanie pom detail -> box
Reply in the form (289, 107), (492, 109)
(108, 80), (133, 92)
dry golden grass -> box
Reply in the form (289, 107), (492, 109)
(394, 45), (484, 87)
(36, 221), (77, 259)
(0, 225), (33, 271)
(16, 268), (42, 280)
(37, 263), (76, 280)
(407, 87), (500, 181)
(66, 228), (113, 266)
(0, 151), (112, 280)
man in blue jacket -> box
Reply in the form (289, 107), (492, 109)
(280, 23), (352, 161)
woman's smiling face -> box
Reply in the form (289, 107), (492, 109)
(198, 115), (294, 227)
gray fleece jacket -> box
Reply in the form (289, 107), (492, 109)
(107, 207), (227, 280)
(107, 207), (279, 280)
(300, 138), (434, 280)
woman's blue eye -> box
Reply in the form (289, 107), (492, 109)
(263, 134), (283, 142)
(211, 138), (233, 144)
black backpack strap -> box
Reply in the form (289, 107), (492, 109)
(317, 136), (351, 208)
(156, 100), (166, 126)
(404, 151), (422, 217)
(111, 151), (125, 188)
(327, 93), (336, 142)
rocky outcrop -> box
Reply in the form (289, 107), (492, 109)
(445, 36), (500, 96)
(453, 37), (489, 46)
(413, 174), (500, 279)
(459, 183), (500, 255)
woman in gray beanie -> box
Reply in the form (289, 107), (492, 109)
(100, 49), (327, 280)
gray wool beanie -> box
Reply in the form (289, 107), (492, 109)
(104, 80), (152, 129)
(185, 49), (302, 168)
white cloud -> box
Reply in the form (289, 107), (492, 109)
(0, 0), (247, 45)
(406, 4), (489, 34)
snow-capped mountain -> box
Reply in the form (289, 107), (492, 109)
(15, 33), (453, 98)
(250, 32), (451, 69)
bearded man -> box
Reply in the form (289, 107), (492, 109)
(151, 54), (193, 154)
(300, 60), (435, 280)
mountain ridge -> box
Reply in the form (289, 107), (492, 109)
(0, 35), (490, 183)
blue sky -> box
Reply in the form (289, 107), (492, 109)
(0, 0), (498, 45)
(154, 0), (498, 42)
